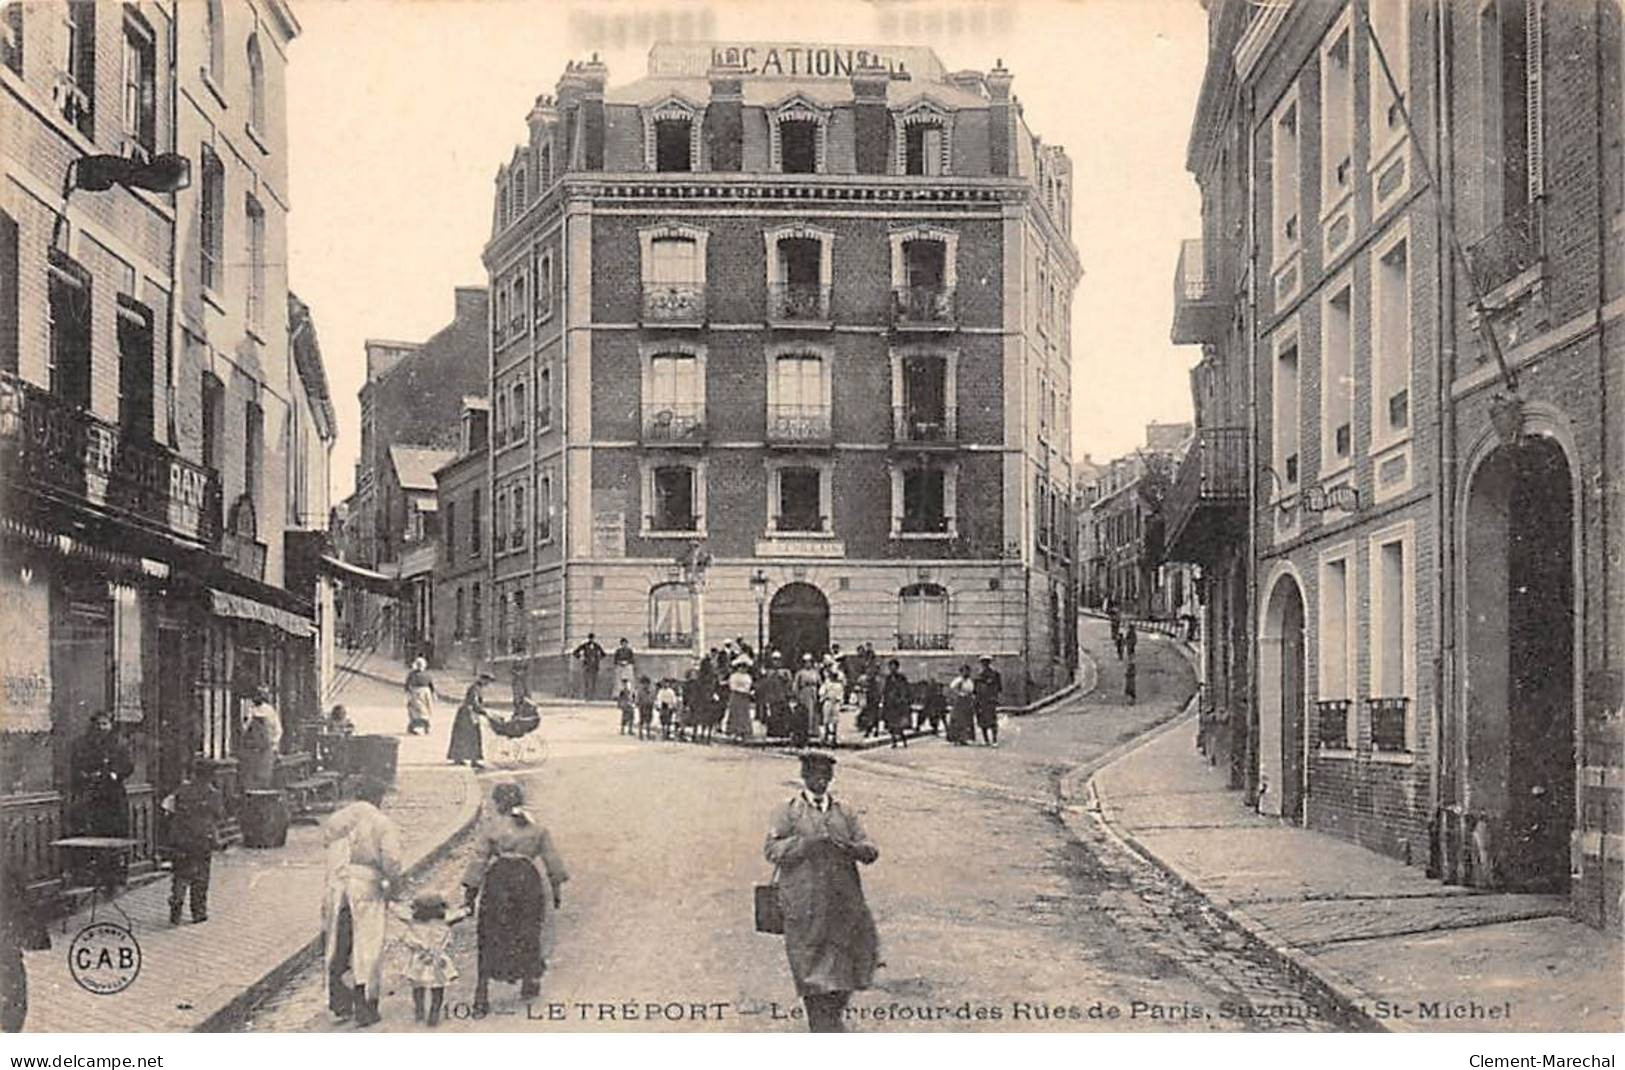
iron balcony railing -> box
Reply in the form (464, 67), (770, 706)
(1170, 238), (1231, 345)
(642, 282), (706, 325)
(768, 283), (831, 323)
(641, 401), (707, 444)
(1162, 426), (1248, 560)
(0, 369), (221, 546)
(1368, 696), (1411, 753)
(645, 512), (702, 533)
(768, 514), (828, 535)
(899, 513), (951, 535)
(891, 405), (958, 445)
(766, 403), (831, 443)
(1316, 699), (1352, 750)
(1465, 201), (1543, 295)
(897, 632), (951, 650)
(891, 284), (956, 328)
(647, 631), (693, 650)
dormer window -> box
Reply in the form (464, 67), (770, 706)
(642, 98), (703, 173)
(656, 119), (692, 171)
(895, 102), (954, 177)
(769, 97), (829, 174)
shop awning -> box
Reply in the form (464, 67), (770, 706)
(209, 588), (317, 639)
(317, 554), (400, 596)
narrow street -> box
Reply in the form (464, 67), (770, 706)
(243, 627), (1350, 1033)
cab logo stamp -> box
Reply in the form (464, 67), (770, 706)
(68, 923), (142, 996)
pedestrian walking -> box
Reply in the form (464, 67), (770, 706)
(1124, 623), (1138, 660)
(947, 664), (976, 745)
(572, 633), (607, 700)
(394, 891), (461, 1027)
(764, 752), (880, 1033)
(323, 777), (403, 1027)
(881, 660), (912, 748)
(463, 782), (568, 1013)
(1124, 656), (1138, 706)
(404, 658), (436, 735)
(611, 638), (637, 696)
(447, 672), (493, 771)
(162, 758), (225, 925)
(973, 655), (1003, 747)
(70, 711), (133, 889)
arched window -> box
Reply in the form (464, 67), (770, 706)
(648, 583), (694, 648)
(246, 33), (265, 133)
(898, 583), (950, 649)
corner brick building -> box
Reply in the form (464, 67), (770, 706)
(478, 42), (1079, 702)
(1172, 0), (1624, 928)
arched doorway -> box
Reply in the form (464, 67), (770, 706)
(1258, 572), (1307, 822)
(1463, 435), (1575, 892)
(768, 582), (829, 665)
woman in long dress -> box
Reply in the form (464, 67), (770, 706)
(404, 658), (436, 735)
(447, 672), (492, 770)
(946, 664), (976, 745)
(322, 777), (402, 1027)
(764, 752), (880, 1032)
(725, 660), (754, 739)
(462, 781), (568, 1012)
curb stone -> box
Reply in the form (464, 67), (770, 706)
(201, 768), (484, 1033)
(1079, 710), (1385, 1033)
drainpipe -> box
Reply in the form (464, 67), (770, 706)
(1432, 0), (1458, 877)
(1244, 79), (1261, 809)
(1591, 0), (1613, 924)
(557, 194), (570, 686)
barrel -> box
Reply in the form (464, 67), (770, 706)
(348, 734), (399, 786)
(240, 789), (289, 848)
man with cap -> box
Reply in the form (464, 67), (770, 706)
(974, 655), (1004, 747)
(764, 752), (880, 1032)
(162, 757), (226, 924)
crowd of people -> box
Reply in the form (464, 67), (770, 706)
(604, 638), (1005, 750)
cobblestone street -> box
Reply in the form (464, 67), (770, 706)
(244, 632), (1350, 1033)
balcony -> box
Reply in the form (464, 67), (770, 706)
(766, 403), (832, 446)
(640, 401), (707, 447)
(1465, 202), (1543, 297)
(1162, 426), (1248, 566)
(768, 283), (831, 326)
(0, 370), (220, 547)
(891, 406), (958, 448)
(897, 632), (951, 650)
(1170, 239), (1230, 345)
(644, 512), (702, 535)
(647, 631), (693, 650)
(641, 282), (706, 326)
(891, 284), (956, 330)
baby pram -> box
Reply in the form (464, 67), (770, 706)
(484, 698), (543, 764)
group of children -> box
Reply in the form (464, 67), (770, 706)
(617, 674), (722, 742)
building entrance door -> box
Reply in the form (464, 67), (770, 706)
(767, 583), (830, 666)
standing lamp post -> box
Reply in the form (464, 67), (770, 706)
(749, 568), (769, 660)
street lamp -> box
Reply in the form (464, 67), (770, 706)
(749, 568), (770, 660)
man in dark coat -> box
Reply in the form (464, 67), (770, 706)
(164, 758), (226, 924)
(573, 634), (607, 699)
(973, 656), (1003, 747)
(880, 660), (913, 748)
(764, 753), (880, 1033)
(754, 654), (791, 739)
(71, 712), (134, 890)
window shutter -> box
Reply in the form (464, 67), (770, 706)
(1525, 0), (1544, 199)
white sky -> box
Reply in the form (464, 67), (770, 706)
(284, 0), (1208, 499)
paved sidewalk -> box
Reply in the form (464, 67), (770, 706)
(21, 737), (479, 1033)
(1088, 713), (1624, 1033)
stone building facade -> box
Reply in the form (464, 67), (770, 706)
(480, 42), (1079, 702)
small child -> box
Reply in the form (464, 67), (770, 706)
(655, 678), (680, 740)
(818, 673), (845, 746)
(396, 891), (464, 1027)
(635, 676), (655, 740)
(162, 758), (225, 925)
(616, 683), (636, 736)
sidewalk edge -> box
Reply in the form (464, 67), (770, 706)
(1079, 709), (1386, 1034)
(197, 768), (484, 1033)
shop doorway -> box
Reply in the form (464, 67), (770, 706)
(1260, 573), (1307, 823)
